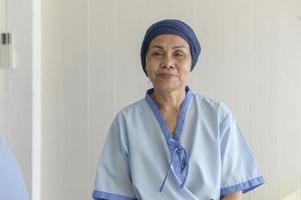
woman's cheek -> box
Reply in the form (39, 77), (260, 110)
(146, 69), (155, 81)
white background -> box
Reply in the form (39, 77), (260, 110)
(0, 0), (33, 195)
(1, 0), (301, 199)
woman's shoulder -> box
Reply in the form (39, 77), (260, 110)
(192, 92), (232, 117)
(114, 98), (148, 119)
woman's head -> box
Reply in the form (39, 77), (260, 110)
(140, 19), (201, 76)
(145, 34), (191, 92)
(140, 19), (201, 92)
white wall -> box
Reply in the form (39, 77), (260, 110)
(41, 0), (301, 199)
(0, 0), (32, 197)
(41, 0), (89, 199)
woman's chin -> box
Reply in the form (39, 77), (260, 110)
(154, 83), (184, 93)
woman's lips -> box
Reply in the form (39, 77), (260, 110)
(157, 73), (178, 79)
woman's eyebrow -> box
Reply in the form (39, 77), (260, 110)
(172, 45), (187, 49)
(150, 45), (188, 49)
(150, 45), (164, 49)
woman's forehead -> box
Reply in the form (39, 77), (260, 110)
(149, 34), (190, 49)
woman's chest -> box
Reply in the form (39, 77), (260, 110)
(160, 109), (179, 136)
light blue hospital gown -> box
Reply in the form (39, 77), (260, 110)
(0, 136), (29, 200)
(93, 88), (264, 200)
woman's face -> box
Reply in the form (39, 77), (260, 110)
(145, 34), (192, 93)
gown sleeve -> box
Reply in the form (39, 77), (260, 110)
(92, 114), (137, 200)
(0, 137), (29, 200)
(219, 105), (264, 197)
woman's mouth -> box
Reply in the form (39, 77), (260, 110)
(157, 73), (178, 79)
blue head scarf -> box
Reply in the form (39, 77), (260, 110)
(140, 19), (201, 76)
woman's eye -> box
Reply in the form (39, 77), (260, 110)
(152, 51), (163, 56)
(175, 52), (184, 57)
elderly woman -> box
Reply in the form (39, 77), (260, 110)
(92, 19), (264, 200)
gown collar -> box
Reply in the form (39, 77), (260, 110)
(145, 86), (193, 191)
(145, 86), (193, 141)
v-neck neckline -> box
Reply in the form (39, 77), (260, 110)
(145, 87), (193, 191)
(145, 87), (193, 142)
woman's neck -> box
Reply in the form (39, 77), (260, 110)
(151, 88), (186, 111)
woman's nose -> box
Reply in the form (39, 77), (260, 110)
(161, 54), (174, 69)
